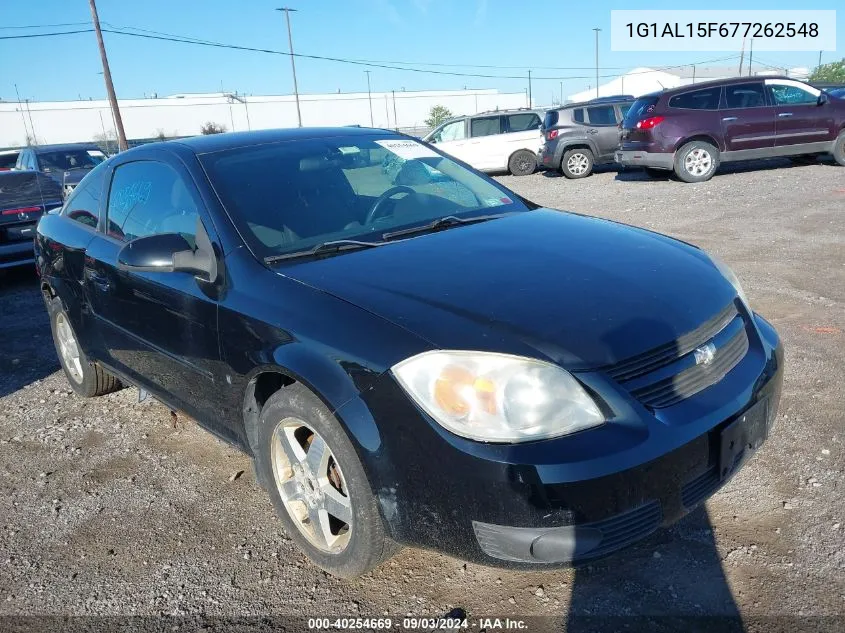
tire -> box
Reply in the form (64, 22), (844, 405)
(254, 383), (396, 578)
(47, 297), (121, 397)
(561, 148), (594, 179)
(644, 167), (670, 179)
(507, 149), (537, 176)
(673, 140), (720, 183)
(832, 131), (845, 167)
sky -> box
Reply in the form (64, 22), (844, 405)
(1, 0), (842, 104)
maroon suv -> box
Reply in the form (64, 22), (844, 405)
(616, 76), (845, 182)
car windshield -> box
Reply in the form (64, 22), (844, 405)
(622, 96), (659, 128)
(37, 150), (99, 172)
(200, 135), (529, 260)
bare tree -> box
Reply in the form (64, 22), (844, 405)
(200, 122), (227, 135)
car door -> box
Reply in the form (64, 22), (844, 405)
(502, 112), (543, 159)
(83, 155), (226, 426)
(585, 105), (621, 161)
(766, 79), (834, 148)
(467, 115), (504, 170)
(426, 119), (472, 164)
(720, 82), (776, 152)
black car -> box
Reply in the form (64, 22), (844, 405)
(15, 143), (104, 198)
(35, 128), (783, 578)
(0, 170), (63, 269)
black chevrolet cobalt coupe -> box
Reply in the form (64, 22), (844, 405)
(35, 128), (783, 578)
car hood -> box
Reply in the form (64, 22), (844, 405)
(280, 209), (738, 369)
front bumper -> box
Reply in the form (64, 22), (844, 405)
(616, 149), (674, 170)
(347, 313), (783, 568)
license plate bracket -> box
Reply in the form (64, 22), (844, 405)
(719, 398), (768, 480)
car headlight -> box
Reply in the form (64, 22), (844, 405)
(709, 254), (749, 307)
(391, 351), (605, 443)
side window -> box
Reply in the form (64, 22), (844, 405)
(106, 161), (199, 246)
(769, 83), (818, 105)
(619, 103), (632, 117)
(430, 120), (466, 143)
(573, 108), (585, 124)
(505, 113), (541, 132)
(63, 163), (107, 229)
(586, 105), (616, 126)
(668, 88), (721, 110)
(724, 83), (766, 108)
(470, 116), (502, 137)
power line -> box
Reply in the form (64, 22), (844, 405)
(0, 27), (743, 82)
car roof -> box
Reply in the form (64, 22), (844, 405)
(167, 126), (398, 155)
(30, 143), (102, 153)
(652, 75), (798, 97)
(550, 96), (634, 112)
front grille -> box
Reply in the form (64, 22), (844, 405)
(681, 467), (721, 509)
(603, 303), (749, 408)
(584, 500), (663, 559)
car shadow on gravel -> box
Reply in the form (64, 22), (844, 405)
(566, 507), (742, 633)
(0, 266), (59, 397)
(614, 156), (827, 183)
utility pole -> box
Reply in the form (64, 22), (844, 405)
(365, 70), (373, 126)
(14, 84), (31, 145)
(748, 39), (754, 76)
(593, 28), (601, 98)
(276, 7), (302, 127)
(89, 0), (128, 151)
(559, 81), (563, 105)
(527, 69), (532, 107)
(392, 90), (398, 131)
(818, 50), (823, 68)
(738, 37), (746, 76)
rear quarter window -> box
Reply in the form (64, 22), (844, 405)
(543, 110), (559, 129)
(573, 109), (585, 124)
(668, 87), (721, 110)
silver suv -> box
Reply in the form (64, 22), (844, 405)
(539, 96), (634, 178)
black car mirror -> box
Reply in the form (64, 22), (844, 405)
(117, 219), (218, 282)
(818, 92), (829, 106)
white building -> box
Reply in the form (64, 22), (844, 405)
(568, 65), (813, 102)
(0, 88), (528, 147)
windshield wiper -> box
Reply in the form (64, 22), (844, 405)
(381, 212), (513, 240)
(264, 239), (384, 263)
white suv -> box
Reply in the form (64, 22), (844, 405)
(423, 109), (543, 176)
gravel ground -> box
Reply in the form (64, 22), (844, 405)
(0, 158), (843, 631)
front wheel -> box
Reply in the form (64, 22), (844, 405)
(832, 131), (845, 167)
(561, 148), (594, 179)
(507, 150), (537, 176)
(255, 383), (396, 578)
(674, 141), (719, 183)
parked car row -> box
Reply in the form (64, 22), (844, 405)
(424, 76), (845, 183)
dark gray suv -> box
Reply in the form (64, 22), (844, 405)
(539, 96), (634, 178)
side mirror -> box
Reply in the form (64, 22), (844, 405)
(818, 92), (829, 106)
(117, 217), (218, 281)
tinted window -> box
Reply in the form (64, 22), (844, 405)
(200, 136), (527, 259)
(36, 150), (99, 172)
(0, 152), (18, 170)
(619, 103), (632, 117)
(0, 171), (63, 210)
(430, 120), (465, 143)
(63, 163), (107, 228)
(586, 105), (616, 125)
(769, 83), (818, 105)
(724, 83), (766, 108)
(543, 110), (559, 129)
(668, 88), (720, 110)
(623, 96), (659, 127)
(470, 116), (502, 137)
(106, 161), (198, 245)
(506, 113), (540, 132)
(573, 108), (585, 123)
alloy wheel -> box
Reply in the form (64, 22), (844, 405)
(55, 313), (83, 383)
(567, 153), (589, 175)
(271, 418), (353, 553)
(684, 148), (712, 177)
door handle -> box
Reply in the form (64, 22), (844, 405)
(587, 129), (599, 134)
(721, 116), (738, 122)
(778, 112), (793, 117)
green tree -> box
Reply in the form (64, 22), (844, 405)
(200, 121), (227, 135)
(809, 59), (845, 83)
(424, 105), (453, 128)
